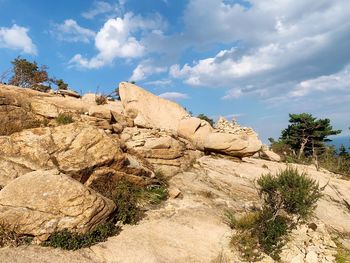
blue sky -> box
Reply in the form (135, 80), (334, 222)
(0, 0), (349, 142)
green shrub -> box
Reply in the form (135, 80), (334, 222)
(43, 222), (119, 250)
(257, 167), (322, 219)
(55, 113), (74, 125)
(111, 180), (143, 224)
(228, 168), (322, 261)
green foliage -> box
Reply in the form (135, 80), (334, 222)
(280, 113), (341, 159)
(111, 180), (143, 224)
(56, 79), (68, 90)
(43, 222), (119, 250)
(197, 113), (214, 127)
(55, 113), (74, 125)
(257, 167), (322, 219)
(229, 168), (322, 261)
(9, 57), (50, 89)
(254, 212), (289, 260)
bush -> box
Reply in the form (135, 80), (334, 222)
(257, 167), (322, 219)
(43, 222), (119, 250)
(55, 113), (74, 125)
(228, 168), (322, 261)
(111, 180), (143, 224)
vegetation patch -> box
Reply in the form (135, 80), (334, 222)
(43, 222), (119, 250)
(227, 167), (322, 261)
(0, 224), (33, 247)
(95, 94), (108, 105)
(55, 113), (74, 125)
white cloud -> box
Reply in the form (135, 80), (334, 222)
(165, 0), (350, 101)
(158, 92), (189, 100)
(222, 88), (244, 100)
(54, 19), (96, 43)
(70, 12), (165, 69)
(130, 61), (167, 81)
(145, 79), (172, 86)
(0, 24), (37, 55)
(289, 65), (350, 97)
(82, 1), (119, 19)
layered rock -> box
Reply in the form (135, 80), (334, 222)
(120, 127), (201, 176)
(0, 123), (153, 187)
(178, 117), (262, 158)
(0, 170), (115, 241)
(119, 82), (189, 130)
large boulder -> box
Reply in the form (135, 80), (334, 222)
(259, 145), (281, 162)
(0, 170), (115, 241)
(118, 82), (189, 130)
(178, 117), (262, 158)
(0, 123), (124, 186)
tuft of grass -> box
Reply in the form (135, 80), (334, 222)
(55, 113), (74, 125)
(231, 231), (262, 262)
(43, 222), (119, 250)
(95, 95), (108, 105)
(334, 238), (350, 263)
(0, 224), (33, 247)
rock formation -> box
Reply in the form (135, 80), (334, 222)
(0, 170), (115, 241)
(0, 83), (349, 262)
(119, 82), (262, 158)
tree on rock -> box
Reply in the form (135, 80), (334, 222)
(9, 57), (50, 90)
(280, 113), (341, 159)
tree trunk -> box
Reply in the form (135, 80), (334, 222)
(311, 139), (319, 170)
(298, 137), (308, 159)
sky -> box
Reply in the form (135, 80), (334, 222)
(0, 0), (349, 142)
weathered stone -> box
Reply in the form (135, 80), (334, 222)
(0, 123), (124, 185)
(119, 82), (189, 130)
(177, 117), (202, 139)
(111, 111), (134, 127)
(89, 105), (112, 119)
(0, 170), (115, 241)
(178, 117), (261, 158)
(112, 123), (124, 133)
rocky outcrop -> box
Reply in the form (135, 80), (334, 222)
(0, 170), (115, 241)
(120, 127), (202, 176)
(119, 82), (189, 130)
(0, 123), (153, 187)
(178, 117), (262, 158)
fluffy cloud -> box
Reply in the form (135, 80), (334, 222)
(70, 13), (165, 69)
(82, 1), (119, 19)
(54, 19), (95, 43)
(289, 65), (350, 97)
(0, 24), (37, 55)
(158, 92), (189, 100)
(130, 61), (167, 81)
(167, 0), (350, 100)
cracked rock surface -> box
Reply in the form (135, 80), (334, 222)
(0, 169), (116, 240)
